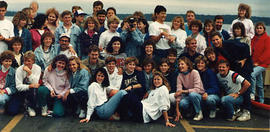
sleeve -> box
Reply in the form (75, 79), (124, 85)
(5, 69), (16, 95)
(158, 86), (170, 112)
(247, 20), (255, 39)
(42, 68), (54, 92)
(120, 30), (128, 42)
(15, 67), (29, 91)
(233, 72), (245, 84)
(98, 32), (106, 49)
(59, 76), (70, 96)
(149, 23), (159, 36)
(28, 65), (41, 84)
(188, 70), (205, 94)
(172, 31), (187, 50)
(205, 70), (220, 95)
(86, 83), (98, 120)
(130, 29), (144, 45)
(71, 69), (90, 93)
(176, 75), (183, 102)
(9, 22), (15, 37)
(54, 28), (60, 44)
(257, 37), (270, 65)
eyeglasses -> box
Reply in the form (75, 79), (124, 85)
(60, 40), (70, 43)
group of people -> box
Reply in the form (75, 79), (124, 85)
(0, 0), (269, 127)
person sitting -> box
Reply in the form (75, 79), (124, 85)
(179, 37), (202, 63)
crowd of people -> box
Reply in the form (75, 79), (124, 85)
(0, 0), (269, 127)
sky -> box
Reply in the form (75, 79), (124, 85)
(4, 0), (270, 17)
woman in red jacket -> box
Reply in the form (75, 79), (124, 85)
(250, 22), (270, 103)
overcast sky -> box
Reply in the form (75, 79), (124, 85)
(4, 0), (270, 17)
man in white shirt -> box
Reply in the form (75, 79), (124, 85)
(57, 33), (78, 58)
(0, 1), (14, 54)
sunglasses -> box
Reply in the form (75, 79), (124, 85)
(60, 40), (70, 43)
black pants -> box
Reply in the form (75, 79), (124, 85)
(66, 91), (88, 111)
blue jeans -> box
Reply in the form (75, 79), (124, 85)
(203, 94), (220, 111)
(221, 95), (243, 118)
(95, 90), (127, 119)
(251, 66), (265, 103)
(0, 94), (9, 108)
(179, 92), (202, 114)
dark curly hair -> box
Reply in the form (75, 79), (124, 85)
(92, 67), (110, 87)
(32, 14), (47, 29)
(51, 54), (69, 70)
(106, 36), (125, 54)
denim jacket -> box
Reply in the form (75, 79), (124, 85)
(0, 66), (16, 95)
(14, 27), (32, 53)
(34, 45), (57, 71)
(69, 68), (90, 93)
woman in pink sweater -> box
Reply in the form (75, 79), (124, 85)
(174, 56), (205, 121)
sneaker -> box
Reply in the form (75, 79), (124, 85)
(27, 107), (36, 117)
(209, 110), (216, 118)
(78, 109), (86, 118)
(193, 111), (203, 121)
(227, 115), (237, 121)
(250, 94), (255, 100)
(234, 108), (242, 117)
(237, 109), (251, 121)
(41, 106), (48, 116)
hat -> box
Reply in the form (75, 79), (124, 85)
(59, 33), (70, 39)
(74, 9), (87, 16)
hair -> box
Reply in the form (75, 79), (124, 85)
(171, 16), (185, 30)
(203, 19), (215, 38)
(178, 56), (193, 71)
(232, 22), (246, 37)
(41, 32), (55, 48)
(0, 1), (7, 9)
(72, 6), (82, 12)
(105, 56), (116, 65)
(210, 31), (222, 39)
(60, 10), (72, 19)
(106, 36), (125, 54)
(30, 1), (39, 9)
(12, 11), (28, 27)
(125, 57), (138, 66)
(107, 15), (120, 26)
(189, 19), (202, 32)
(106, 7), (116, 15)
(137, 18), (149, 33)
(0, 50), (15, 64)
(214, 15), (224, 22)
(96, 9), (106, 16)
(255, 22), (266, 35)
(204, 47), (216, 57)
(45, 8), (59, 26)
(186, 10), (196, 17)
(218, 59), (230, 67)
(51, 54), (69, 70)
(93, 1), (104, 8)
(32, 14), (47, 29)
(68, 56), (90, 73)
(143, 39), (156, 50)
(151, 71), (171, 91)
(238, 3), (251, 19)
(194, 55), (209, 68)
(133, 11), (145, 19)
(93, 67), (110, 87)
(23, 51), (35, 62)
(84, 16), (99, 32)
(167, 48), (177, 57)
(142, 57), (155, 68)
(154, 5), (166, 14)
(8, 37), (24, 52)
(185, 36), (196, 45)
(158, 58), (171, 73)
(88, 45), (100, 54)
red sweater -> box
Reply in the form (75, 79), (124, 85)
(251, 32), (270, 68)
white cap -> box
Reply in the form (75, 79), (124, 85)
(59, 33), (70, 39)
(75, 9), (87, 16)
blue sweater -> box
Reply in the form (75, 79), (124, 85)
(199, 68), (220, 95)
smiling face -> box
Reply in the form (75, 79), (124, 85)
(215, 19), (223, 30)
(238, 9), (246, 18)
(186, 13), (195, 24)
(62, 14), (72, 25)
(2, 59), (12, 69)
(96, 71), (105, 84)
(56, 60), (66, 71)
(126, 61), (136, 73)
(59, 37), (70, 50)
(234, 28), (242, 37)
(191, 25), (199, 34)
(137, 21), (146, 32)
(156, 11), (166, 23)
(18, 19), (27, 28)
(0, 7), (7, 20)
(196, 60), (206, 72)
(159, 62), (169, 74)
(255, 25), (265, 36)
(43, 36), (53, 48)
(109, 21), (119, 32)
(69, 59), (78, 73)
(145, 45), (154, 55)
(187, 39), (197, 52)
(48, 13), (57, 24)
(106, 61), (116, 74)
(106, 9), (115, 18)
(218, 63), (229, 76)
(143, 63), (153, 74)
(112, 41), (121, 53)
(211, 35), (223, 48)
(87, 20), (95, 30)
(172, 18), (181, 30)
(12, 42), (22, 54)
(168, 54), (176, 64)
(153, 75), (163, 88)
(24, 58), (34, 69)
(207, 52), (216, 62)
(178, 60), (189, 73)
(205, 24), (213, 34)
(97, 14), (106, 25)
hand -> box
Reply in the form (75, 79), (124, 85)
(68, 46), (76, 55)
(29, 83), (40, 88)
(0, 89), (5, 94)
(174, 111), (182, 121)
(80, 118), (89, 123)
(161, 32), (169, 38)
(143, 92), (149, 99)
(238, 59), (246, 68)
(229, 93), (239, 99)
(47, 64), (52, 72)
(202, 93), (208, 100)
(0, 35), (5, 41)
(135, 66), (142, 71)
(165, 121), (176, 127)
(62, 90), (69, 101)
(122, 22), (129, 31)
(23, 66), (32, 75)
(175, 90), (182, 97)
(117, 67), (123, 75)
(50, 90), (56, 97)
(254, 63), (259, 67)
(125, 86), (132, 91)
(57, 95), (62, 99)
(168, 36), (176, 43)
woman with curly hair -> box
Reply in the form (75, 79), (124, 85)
(45, 8), (59, 34)
(189, 19), (207, 55)
(171, 16), (187, 57)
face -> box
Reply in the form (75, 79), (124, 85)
(218, 63), (229, 76)
(207, 53), (216, 62)
(87, 21), (95, 30)
(89, 51), (99, 62)
(196, 60), (206, 71)
(211, 35), (223, 48)
(24, 58), (34, 69)
(107, 9), (115, 18)
(0, 7), (7, 20)
(205, 24), (213, 34)
(93, 5), (102, 15)
(137, 21), (146, 32)
(145, 45), (153, 55)
(187, 39), (197, 52)
(178, 60), (189, 73)
(63, 14), (72, 25)
(159, 62), (169, 74)
(106, 61), (116, 73)
(191, 25), (199, 34)
(153, 75), (163, 88)
(126, 62), (136, 73)
(59, 37), (70, 50)
(76, 15), (85, 23)
(173, 18), (181, 30)
(12, 42), (22, 54)
(238, 9), (246, 18)
(29, 9), (35, 19)
(168, 54), (176, 63)
(109, 21), (119, 32)
(186, 13), (195, 23)
(2, 59), (12, 69)
(48, 13), (57, 24)
(96, 71), (105, 84)
(143, 63), (153, 74)
(215, 19), (223, 30)
(97, 14), (106, 24)
(234, 28), (242, 37)
(156, 11), (166, 22)
(43, 36), (53, 48)
(112, 41), (121, 52)
(69, 60), (78, 73)
(18, 19), (27, 28)
(56, 60), (66, 71)
(256, 25), (265, 35)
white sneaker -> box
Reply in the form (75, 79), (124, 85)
(41, 106), (48, 116)
(237, 109), (251, 121)
(78, 109), (86, 118)
(27, 107), (36, 117)
(227, 115), (237, 121)
(209, 110), (216, 118)
(250, 94), (255, 100)
(193, 111), (203, 121)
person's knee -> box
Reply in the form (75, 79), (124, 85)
(189, 92), (200, 99)
(179, 100), (189, 110)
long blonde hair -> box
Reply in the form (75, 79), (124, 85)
(171, 16), (185, 30)
(151, 71), (171, 91)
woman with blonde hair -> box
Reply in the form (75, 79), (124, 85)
(45, 8), (60, 34)
(171, 16), (187, 57)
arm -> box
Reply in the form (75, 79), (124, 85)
(70, 69), (90, 94)
(163, 111), (176, 127)
(175, 101), (182, 121)
(187, 70), (205, 94)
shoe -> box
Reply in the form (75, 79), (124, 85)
(109, 113), (120, 121)
(27, 107), (36, 117)
(78, 109), (86, 118)
(227, 115), (237, 121)
(237, 109), (251, 121)
(234, 108), (242, 117)
(209, 110), (216, 118)
(250, 94), (255, 100)
(41, 106), (48, 116)
(193, 111), (203, 121)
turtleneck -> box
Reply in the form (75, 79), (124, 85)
(1, 65), (9, 73)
